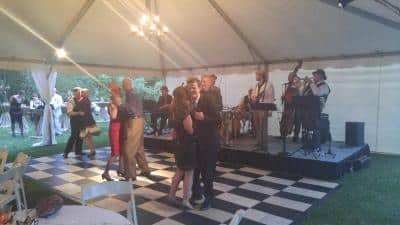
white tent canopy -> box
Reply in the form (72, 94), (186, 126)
(0, 0), (400, 153)
(0, 0), (399, 74)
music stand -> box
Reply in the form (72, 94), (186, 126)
(290, 96), (321, 159)
(253, 103), (277, 154)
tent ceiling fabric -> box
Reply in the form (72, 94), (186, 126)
(0, 0), (399, 73)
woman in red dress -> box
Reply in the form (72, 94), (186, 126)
(102, 84), (122, 181)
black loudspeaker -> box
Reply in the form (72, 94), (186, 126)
(320, 114), (330, 144)
(345, 122), (364, 146)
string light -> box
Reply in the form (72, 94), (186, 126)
(131, 13), (169, 39)
(55, 48), (67, 58)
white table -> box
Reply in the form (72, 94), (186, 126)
(35, 205), (131, 225)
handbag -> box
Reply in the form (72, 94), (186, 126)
(35, 194), (64, 218)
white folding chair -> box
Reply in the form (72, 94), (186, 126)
(0, 150), (9, 173)
(12, 153), (30, 210)
(0, 166), (23, 211)
(229, 209), (245, 225)
(81, 180), (137, 225)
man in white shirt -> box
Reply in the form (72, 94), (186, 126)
(50, 88), (64, 135)
(251, 70), (275, 148)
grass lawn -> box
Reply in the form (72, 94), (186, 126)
(303, 153), (400, 225)
(0, 121), (110, 162)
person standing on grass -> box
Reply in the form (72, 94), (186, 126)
(168, 86), (196, 209)
(9, 90), (26, 137)
(102, 82), (122, 181)
(50, 88), (64, 136)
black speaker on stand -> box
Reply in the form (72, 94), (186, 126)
(345, 122), (365, 146)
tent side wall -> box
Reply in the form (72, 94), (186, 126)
(166, 55), (400, 155)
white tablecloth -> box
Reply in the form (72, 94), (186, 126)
(37, 205), (131, 225)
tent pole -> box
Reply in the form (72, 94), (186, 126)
(154, 0), (166, 80)
(57, 0), (96, 46)
(319, 0), (400, 31)
(208, 0), (266, 63)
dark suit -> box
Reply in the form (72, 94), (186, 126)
(64, 98), (83, 155)
(192, 91), (220, 202)
(150, 95), (173, 133)
(210, 86), (223, 111)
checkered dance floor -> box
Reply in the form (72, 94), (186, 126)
(23, 147), (339, 225)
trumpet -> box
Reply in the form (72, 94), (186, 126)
(299, 76), (314, 84)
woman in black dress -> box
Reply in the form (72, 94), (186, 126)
(168, 86), (196, 209)
(80, 89), (97, 157)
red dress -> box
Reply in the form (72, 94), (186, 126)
(109, 107), (121, 156)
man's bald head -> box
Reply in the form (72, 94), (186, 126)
(122, 79), (132, 92)
(201, 74), (213, 92)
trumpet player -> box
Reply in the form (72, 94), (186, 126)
(302, 69), (331, 151)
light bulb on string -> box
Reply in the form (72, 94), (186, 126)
(150, 23), (156, 31)
(140, 14), (149, 25)
(55, 48), (67, 58)
(153, 15), (160, 22)
(162, 26), (169, 33)
(138, 30), (145, 37)
(130, 25), (139, 33)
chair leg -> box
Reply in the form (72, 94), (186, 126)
(15, 186), (22, 211)
(127, 201), (138, 225)
(19, 179), (27, 209)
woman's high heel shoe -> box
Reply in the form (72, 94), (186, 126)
(117, 170), (125, 177)
(101, 173), (113, 181)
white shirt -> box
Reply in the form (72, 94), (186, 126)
(310, 80), (330, 97)
(193, 95), (200, 108)
(253, 81), (275, 104)
(50, 93), (64, 116)
(30, 99), (43, 109)
(309, 80), (331, 111)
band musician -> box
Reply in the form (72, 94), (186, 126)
(251, 70), (275, 148)
(302, 69), (331, 151)
(281, 72), (302, 142)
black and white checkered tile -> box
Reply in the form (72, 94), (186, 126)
(23, 147), (339, 225)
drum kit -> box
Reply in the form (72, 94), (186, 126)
(219, 106), (251, 146)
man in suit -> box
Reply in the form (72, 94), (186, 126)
(189, 76), (220, 210)
(64, 87), (84, 158)
(209, 74), (223, 110)
(150, 85), (173, 136)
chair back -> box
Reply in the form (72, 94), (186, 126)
(229, 209), (245, 225)
(0, 166), (18, 183)
(81, 180), (137, 225)
(0, 150), (8, 173)
(13, 152), (29, 167)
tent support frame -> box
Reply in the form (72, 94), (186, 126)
(207, 0), (266, 63)
(319, 0), (400, 31)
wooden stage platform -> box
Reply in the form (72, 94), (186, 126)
(144, 134), (370, 180)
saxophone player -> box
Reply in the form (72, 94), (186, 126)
(251, 70), (275, 148)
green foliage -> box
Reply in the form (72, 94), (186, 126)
(56, 73), (164, 102)
(0, 69), (37, 101)
(1, 69), (165, 103)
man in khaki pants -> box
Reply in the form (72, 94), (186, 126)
(251, 70), (275, 149)
(120, 79), (150, 181)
